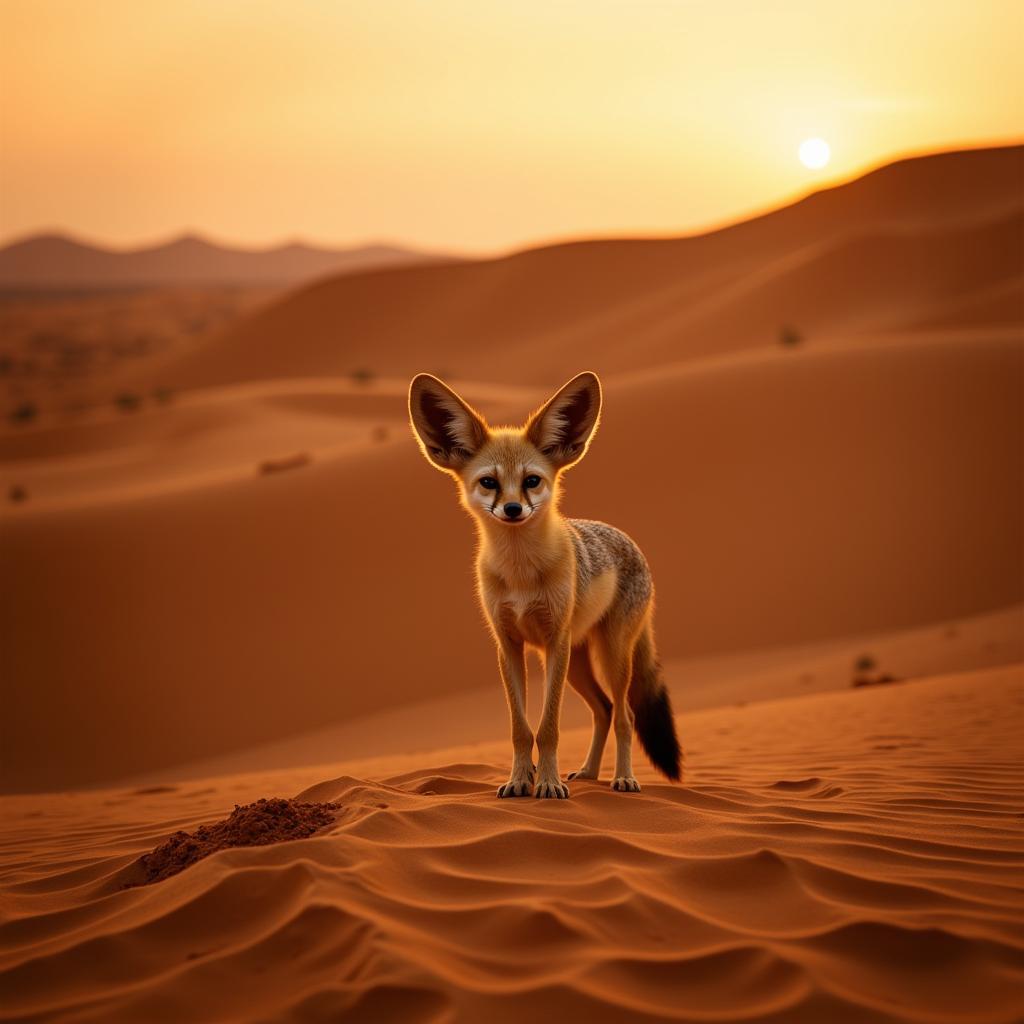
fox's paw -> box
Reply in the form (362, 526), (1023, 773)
(567, 767), (599, 781)
(534, 772), (569, 799)
(611, 776), (641, 793)
(497, 766), (535, 798)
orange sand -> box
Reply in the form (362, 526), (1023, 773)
(1, 666), (1022, 1022)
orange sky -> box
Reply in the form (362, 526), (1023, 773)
(1, 1), (1021, 253)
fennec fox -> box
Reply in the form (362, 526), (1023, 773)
(409, 371), (682, 799)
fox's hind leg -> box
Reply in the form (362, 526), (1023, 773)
(591, 616), (643, 793)
(566, 644), (611, 781)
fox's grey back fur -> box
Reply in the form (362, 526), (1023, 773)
(569, 519), (653, 616)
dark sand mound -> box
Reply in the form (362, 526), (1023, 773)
(129, 798), (338, 886)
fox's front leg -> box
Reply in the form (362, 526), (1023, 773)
(495, 636), (535, 798)
(535, 631), (571, 799)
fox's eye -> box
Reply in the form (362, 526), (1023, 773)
(524, 475), (542, 489)
(479, 476), (499, 490)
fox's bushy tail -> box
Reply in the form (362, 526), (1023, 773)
(629, 621), (682, 781)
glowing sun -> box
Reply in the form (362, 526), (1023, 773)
(799, 137), (831, 170)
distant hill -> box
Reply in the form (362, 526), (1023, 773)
(143, 143), (1024, 390)
(0, 232), (456, 288)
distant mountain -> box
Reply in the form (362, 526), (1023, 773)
(0, 232), (456, 288)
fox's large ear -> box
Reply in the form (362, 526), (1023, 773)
(409, 374), (489, 473)
(526, 371), (602, 469)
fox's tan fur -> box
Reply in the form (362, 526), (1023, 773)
(409, 371), (682, 799)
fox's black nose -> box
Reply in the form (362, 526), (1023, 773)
(503, 502), (523, 519)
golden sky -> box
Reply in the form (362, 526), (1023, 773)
(1, 0), (1021, 253)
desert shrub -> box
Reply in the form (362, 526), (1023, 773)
(9, 401), (37, 425)
(153, 387), (174, 404)
(779, 325), (802, 347)
(372, 425), (389, 442)
(351, 367), (375, 385)
(115, 392), (142, 413)
(854, 654), (876, 673)
(8, 484), (28, 503)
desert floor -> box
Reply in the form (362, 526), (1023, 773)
(2, 665), (1022, 1023)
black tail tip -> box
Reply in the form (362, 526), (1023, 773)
(634, 688), (683, 782)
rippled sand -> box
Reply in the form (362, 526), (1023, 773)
(2, 665), (1022, 1023)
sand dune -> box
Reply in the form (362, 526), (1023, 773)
(128, 145), (1023, 392)
(2, 665), (1022, 1023)
(3, 330), (1020, 791)
(610, 209), (1022, 373)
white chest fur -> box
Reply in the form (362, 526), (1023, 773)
(490, 568), (617, 644)
(505, 586), (543, 619)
